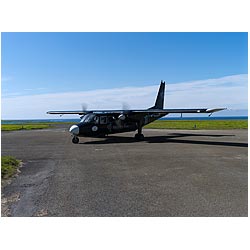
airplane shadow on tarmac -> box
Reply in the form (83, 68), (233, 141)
(81, 133), (248, 148)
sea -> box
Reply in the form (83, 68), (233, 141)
(1, 116), (248, 124)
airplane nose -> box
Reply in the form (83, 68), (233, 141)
(69, 125), (79, 135)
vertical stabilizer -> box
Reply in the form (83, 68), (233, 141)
(149, 80), (165, 110)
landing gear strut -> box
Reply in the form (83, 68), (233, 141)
(135, 122), (144, 141)
(72, 136), (79, 144)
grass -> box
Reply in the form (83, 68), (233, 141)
(1, 121), (76, 131)
(1, 123), (51, 131)
(1, 156), (21, 179)
(2, 119), (248, 131)
(144, 120), (248, 130)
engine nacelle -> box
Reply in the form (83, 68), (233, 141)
(118, 114), (126, 120)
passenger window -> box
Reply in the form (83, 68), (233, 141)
(94, 116), (99, 124)
(100, 116), (107, 124)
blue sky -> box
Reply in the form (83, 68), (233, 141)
(1, 32), (248, 119)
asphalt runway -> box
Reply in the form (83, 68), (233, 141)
(1, 126), (248, 216)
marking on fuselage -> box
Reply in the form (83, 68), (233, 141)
(92, 126), (98, 132)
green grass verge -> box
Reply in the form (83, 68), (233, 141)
(1, 124), (51, 131)
(1, 156), (21, 179)
(1, 121), (76, 131)
(144, 120), (248, 130)
(2, 119), (248, 131)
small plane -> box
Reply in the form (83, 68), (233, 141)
(47, 81), (225, 143)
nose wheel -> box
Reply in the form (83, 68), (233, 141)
(72, 136), (79, 144)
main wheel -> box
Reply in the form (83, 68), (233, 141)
(134, 133), (144, 141)
(72, 136), (79, 144)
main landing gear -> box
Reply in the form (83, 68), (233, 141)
(134, 133), (144, 140)
(134, 123), (144, 141)
(72, 136), (79, 144)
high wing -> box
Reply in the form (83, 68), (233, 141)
(47, 108), (226, 115)
(134, 108), (226, 114)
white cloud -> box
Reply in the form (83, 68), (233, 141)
(1, 74), (248, 119)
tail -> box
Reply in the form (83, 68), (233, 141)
(149, 80), (165, 110)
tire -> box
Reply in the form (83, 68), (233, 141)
(72, 136), (79, 144)
(134, 133), (144, 141)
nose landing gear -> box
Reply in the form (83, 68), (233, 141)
(72, 136), (79, 144)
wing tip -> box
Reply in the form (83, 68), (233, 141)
(206, 108), (227, 113)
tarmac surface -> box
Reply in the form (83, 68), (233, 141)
(1, 126), (248, 216)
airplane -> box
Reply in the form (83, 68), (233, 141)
(47, 81), (225, 144)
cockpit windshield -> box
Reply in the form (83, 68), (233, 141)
(80, 114), (99, 124)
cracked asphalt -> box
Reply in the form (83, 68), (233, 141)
(1, 126), (248, 216)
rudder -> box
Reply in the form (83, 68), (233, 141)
(149, 80), (165, 110)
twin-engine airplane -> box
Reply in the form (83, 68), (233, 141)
(47, 81), (225, 143)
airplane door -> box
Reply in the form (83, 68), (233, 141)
(100, 116), (107, 124)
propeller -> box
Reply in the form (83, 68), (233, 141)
(80, 103), (88, 120)
(81, 103), (88, 112)
(122, 102), (130, 111)
(118, 102), (131, 120)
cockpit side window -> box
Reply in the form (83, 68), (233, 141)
(80, 114), (96, 123)
(80, 115), (86, 123)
